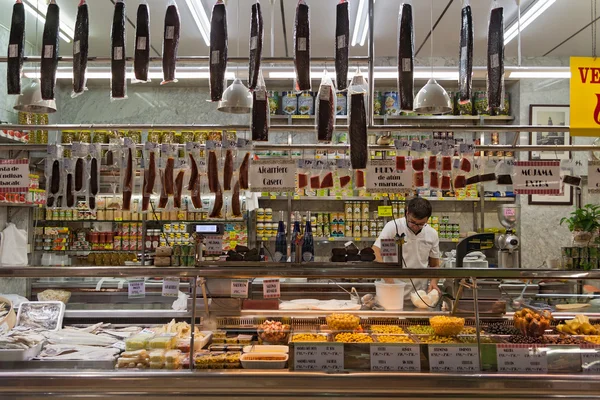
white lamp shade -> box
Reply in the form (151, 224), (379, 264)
(414, 78), (452, 115)
(13, 79), (57, 114)
(217, 78), (253, 114)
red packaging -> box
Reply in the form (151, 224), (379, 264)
(412, 158), (425, 172)
(339, 175), (351, 188)
(460, 158), (472, 173)
(430, 171), (439, 188)
(454, 175), (466, 189)
(442, 156), (452, 171)
(320, 172), (334, 189)
(428, 156), (437, 170)
(414, 171), (424, 187)
(356, 170), (365, 188)
(310, 175), (320, 189)
(441, 175), (451, 190)
(396, 156), (406, 170)
(298, 173), (308, 189)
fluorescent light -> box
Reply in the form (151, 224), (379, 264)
(352, 0), (375, 47)
(22, 0), (74, 43)
(184, 0), (211, 46)
(504, 0), (556, 45)
(373, 71), (459, 80)
(509, 71), (570, 79)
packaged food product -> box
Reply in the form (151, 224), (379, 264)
(149, 349), (166, 363)
(125, 333), (155, 351)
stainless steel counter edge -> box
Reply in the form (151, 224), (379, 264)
(0, 264), (596, 279)
(1, 371), (600, 397)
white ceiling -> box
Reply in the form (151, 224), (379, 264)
(1, 0), (597, 61)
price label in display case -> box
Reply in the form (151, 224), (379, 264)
(428, 345), (479, 373)
(162, 277), (180, 297)
(263, 279), (280, 299)
(379, 239), (397, 258)
(581, 345), (600, 373)
(496, 344), (548, 373)
(231, 279), (249, 299)
(370, 344), (421, 372)
(294, 344), (344, 371)
(128, 279), (145, 299)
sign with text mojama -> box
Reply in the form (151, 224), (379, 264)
(570, 57), (600, 137)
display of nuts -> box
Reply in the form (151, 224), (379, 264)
(416, 335), (459, 344)
(334, 333), (373, 343)
(429, 316), (465, 337)
(370, 325), (405, 334)
(407, 325), (435, 335)
(291, 333), (328, 342)
(375, 335), (415, 344)
(326, 314), (361, 331)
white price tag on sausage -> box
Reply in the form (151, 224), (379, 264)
(428, 345), (479, 373)
(496, 344), (548, 373)
(294, 344), (344, 371)
(370, 344), (421, 372)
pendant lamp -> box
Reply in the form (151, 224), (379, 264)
(414, 0), (452, 115)
(217, 78), (253, 114)
(13, 79), (57, 114)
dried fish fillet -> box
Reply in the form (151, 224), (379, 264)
(349, 93), (367, 169)
(111, 0), (127, 99)
(7, 1), (25, 95)
(162, 2), (180, 84)
(73, 0), (89, 96)
(317, 83), (335, 142)
(248, 1), (264, 91)
(294, 1), (311, 91)
(41, 1), (60, 100)
(209, 1), (228, 102)
(487, 5), (504, 110)
(458, 3), (473, 104)
(134, 2), (150, 82)
(335, 1), (349, 91)
(397, 2), (414, 111)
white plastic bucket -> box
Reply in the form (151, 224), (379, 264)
(375, 280), (407, 310)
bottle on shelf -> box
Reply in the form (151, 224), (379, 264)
(290, 221), (301, 262)
(274, 220), (287, 262)
(302, 220), (314, 262)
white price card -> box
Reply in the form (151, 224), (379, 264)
(231, 279), (249, 298)
(204, 235), (223, 255)
(428, 345), (479, 373)
(128, 279), (145, 299)
(379, 239), (398, 258)
(589, 161), (600, 194)
(370, 344), (421, 372)
(263, 279), (280, 299)
(294, 344), (344, 371)
(496, 344), (548, 373)
(581, 345), (600, 373)
(162, 277), (180, 297)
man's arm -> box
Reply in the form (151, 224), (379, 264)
(428, 257), (441, 292)
(373, 245), (395, 284)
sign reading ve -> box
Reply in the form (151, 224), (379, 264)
(249, 158), (296, 192)
(570, 57), (600, 137)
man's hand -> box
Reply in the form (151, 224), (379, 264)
(428, 281), (441, 294)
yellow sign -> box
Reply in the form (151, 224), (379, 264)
(378, 206), (393, 217)
(570, 57), (600, 137)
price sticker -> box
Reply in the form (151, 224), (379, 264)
(270, 195), (277, 199)
(354, 237), (361, 242)
(263, 279), (280, 299)
(496, 344), (548, 373)
(428, 345), (479, 373)
(294, 344), (344, 371)
(231, 279), (249, 299)
(582, 346), (600, 373)
(379, 239), (397, 258)
(293, 195), (300, 200)
(162, 277), (180, 297)
(128, 279), (145, 299)
(370, 344), (421, 372)
(328, 237), (335, 242)
(335, 196), (342, 200)
(378, 206), (393, 217)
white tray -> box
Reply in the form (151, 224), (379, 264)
(17, 301), (65, 331)
(240, 353), (288, 369)
(0, 341), (43, 361)
(243, 345), (289, 354)
(195, 331), (213, 350)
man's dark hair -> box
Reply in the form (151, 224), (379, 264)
(406, 197), (432, 220)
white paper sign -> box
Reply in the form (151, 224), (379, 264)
(294, 344), (344, 371)
(581, 346), (600, 373)
(249, 159), (296, 192)
(428, 345), (479, 373)
(589, 161), (600, 193)
(204, 235), (223, 255)
(128, 279), (145, 299)
(370, 344), (421, 372)
(513, 161), (561, 195)
(263, 279), (280, 299)
(367, 160), (413, 193)
(379, 239), (398, 258)
(496, 344), (548, 373)
(231, 279), (249, 298)
(162, 277), (180, 297)
(0, 160), (31, 192)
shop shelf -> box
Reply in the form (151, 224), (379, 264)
(269, 115), (514, 123)
(259, 196), (386, 201)
(258, 236), (377, 242)
(0, 202), (39, 207)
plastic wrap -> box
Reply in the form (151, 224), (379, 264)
(111, 0), (127, 99)
(335, 0), (349, 91)
(88, 144), (100, 211)
(294, 0), (311, 91)
(142, 143), (158, 212)
(251, 72), (270, 141)
(458, 0), (473, 104)
(316, 72), (336, 142)
(162, 0), (180, 85)
(348, 71), (368, 169)
(45, 146), (63, 208)
(121, 141), (135, 211)
(397, 1), (414, 111)
(64, 159), (75, 208)
(7, 1), (25, 95)
(238, 152), (250, 190)
(231, 180), (242, 217)
(72, 0), (89, 97)
(355, 169), (365, 188)
(209, 0), (228, 102)
(248, 0), (264, 91)
(223, 148), (236, 191)
(487, 1), (504, 110)
(187, 145), (202, 209)
(134, 0), (150, 83)
(207, 150), (221, 193)
(41, 0), (60, 100)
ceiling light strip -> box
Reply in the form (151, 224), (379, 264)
(22, 0), (74, 42)
(504, 0), (556, 45)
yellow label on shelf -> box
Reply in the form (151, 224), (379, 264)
(270, 195), (277, 200)
(115, 217), (123, 221)
(261, 237), (269, 241)
(292, 114), (310, 119)
(335, 196), (342, 200)
(378, 206), (393, 217)
(373, 196), (381, 200)
(452, 238), (459, 243)
(294, 195), (300, 200)
(229, 232), (236, 239)
(328, 237), (335, 242)
(354, 237), (361, 242)
(490, 197), (498, 201)
(457, 196), (466, 201)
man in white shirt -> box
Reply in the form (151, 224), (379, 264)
(373, 197), (441, 298)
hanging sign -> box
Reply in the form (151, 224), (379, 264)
(589, 161), (600, 193)
(512, 161), (561, 195)
(204, 235), (223, 255)
(570, 57), (600, 137)
(379, 239), (398, 258)
(366, 160), (413, 193)
(162, 277), (180, 297)
(128, 279), (146, 299)
(0, 159), (29, 193)
(249, 159), (296, 192)
(231, 279), (250, 298)
(263, 279), (281, 299)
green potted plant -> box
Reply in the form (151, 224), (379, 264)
(560, 204), (600, 245)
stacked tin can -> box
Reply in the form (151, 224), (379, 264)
(562, 246), (599, 270)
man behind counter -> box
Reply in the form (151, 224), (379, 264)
(372, 197), (441, 297)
